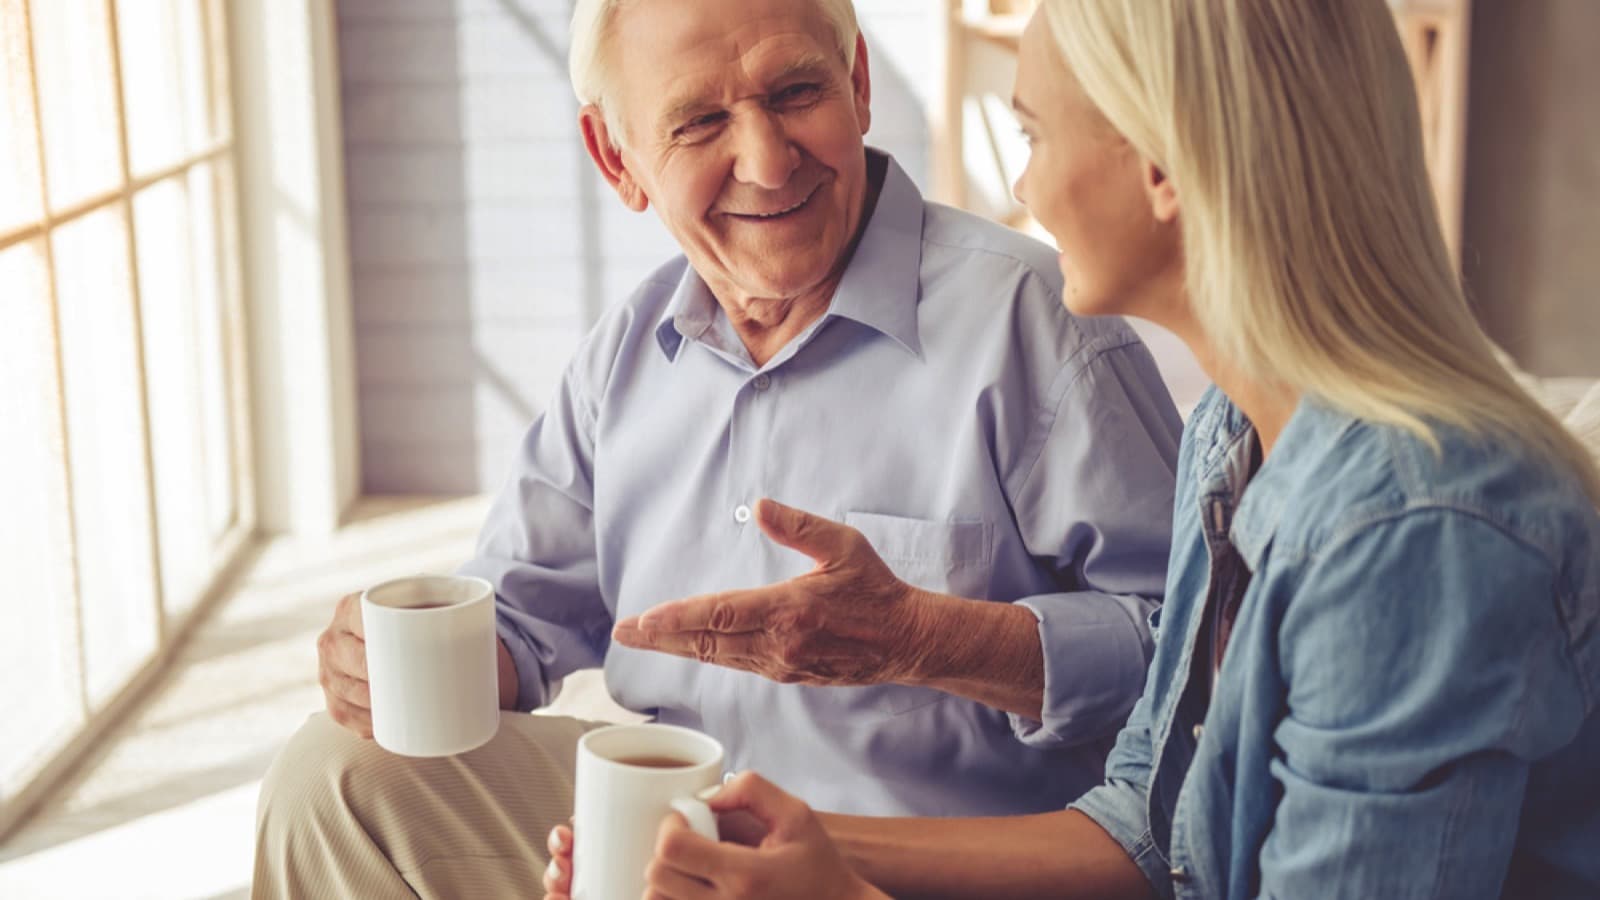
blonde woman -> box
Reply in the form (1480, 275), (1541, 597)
(544, 0), (1600, 896)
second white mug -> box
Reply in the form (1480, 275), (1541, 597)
(572, 723), (723, 900)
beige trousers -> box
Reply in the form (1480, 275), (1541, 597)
(252, 712), (610, 899)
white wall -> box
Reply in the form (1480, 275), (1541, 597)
(235, 0), (362, 534)
(336, 0), (941, 494)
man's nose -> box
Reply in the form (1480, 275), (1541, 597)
(730, 111), (800, 190)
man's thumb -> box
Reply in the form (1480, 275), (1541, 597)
(754, 498), (848, 563)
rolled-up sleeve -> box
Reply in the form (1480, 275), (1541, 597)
(1070, 671), (1174, 899)
(1006, 338), (1181, 747)
(456, 355), (613, 712)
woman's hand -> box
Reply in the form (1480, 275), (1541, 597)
(543, 773), (881, 899)
(542, 821), (575, 899)
(644, 772), (885, 900)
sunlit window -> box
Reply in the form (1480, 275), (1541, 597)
(0, 0), (251, 819)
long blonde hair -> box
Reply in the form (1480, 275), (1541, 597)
(1042, 0), (1600, 504)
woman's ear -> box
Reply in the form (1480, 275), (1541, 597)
(1145, 161), (1179, 224)
(580, 105), (649, 213)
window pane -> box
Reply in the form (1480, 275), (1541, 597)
(0, 0), (43, 235)
(201, 0), (229, 143)
(133, 177), (209, 616)
(30, 0), (122, 211)
(117, 0), (211, 177)
(0, 240), (82, 798)
(189, 161), (240, 541)
(53, 206), (160, 707)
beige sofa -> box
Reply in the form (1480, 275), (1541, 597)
(1503, 356), (1600, 470)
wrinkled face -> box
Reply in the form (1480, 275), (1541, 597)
(600, 0), (872, 304)
(1010, 13), (1181, 321)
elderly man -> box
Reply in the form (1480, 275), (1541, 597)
(252, 0), (1181, 895)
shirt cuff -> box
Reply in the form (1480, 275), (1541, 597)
(1071, 781), (1174, 900)
(1007, 593), (1154, 747)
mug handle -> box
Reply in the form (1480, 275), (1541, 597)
(668, 796), (719, 841)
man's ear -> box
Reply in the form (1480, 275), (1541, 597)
(1145, 161), (1179, 224)
(580, 104), (649, 213)
(849, 33), (872, 136)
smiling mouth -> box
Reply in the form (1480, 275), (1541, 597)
(728, 185), (821, 222)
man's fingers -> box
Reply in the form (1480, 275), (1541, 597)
(754, 499), (855, 564)
(335, 591), (365, 639)
(612, 628), (768, 667)
(320, 628), (369, 681)
(321, 667), (371, 711)
(636, 590), (772, 634)
(325, 694), (373, 738)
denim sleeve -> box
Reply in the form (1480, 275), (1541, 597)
(1070, 674), (1174, 899)
(456, 355), (612, 713)
(1006, 340), (1182, 747)
(1258, 510), (1588, 899)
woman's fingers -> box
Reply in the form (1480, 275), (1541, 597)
(644, 852), (717, 900)
(548, 823), (573, 859)
(706, 772), (809, 838)
(543, 851), (572, 897)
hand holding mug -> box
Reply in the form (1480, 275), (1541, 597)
(317, 591), (374, 737)
(546, 772), (883, 900)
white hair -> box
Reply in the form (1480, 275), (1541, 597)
(569, 0), (861, 127)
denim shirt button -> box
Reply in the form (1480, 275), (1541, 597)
(1170, 865), (1192, 884)
(1192, 724), (1204, 741)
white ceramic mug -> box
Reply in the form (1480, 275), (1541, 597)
(360, 574), (500, 757)
(573, 724), (723, 900)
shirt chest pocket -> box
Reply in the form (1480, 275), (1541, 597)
(844, 511), (995, 596)
(819, 512), (996, 717)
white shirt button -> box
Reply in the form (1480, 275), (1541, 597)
(752, 373), (772, 391)
(1192, 724), (1204, 741)
(733, 504), (752, 524)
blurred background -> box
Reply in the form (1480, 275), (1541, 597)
(0, 0), (1595, 896)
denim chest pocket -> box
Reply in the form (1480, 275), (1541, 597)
(835, 512), (995, 716)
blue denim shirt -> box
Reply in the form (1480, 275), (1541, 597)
(1073, 387), (1600, 899)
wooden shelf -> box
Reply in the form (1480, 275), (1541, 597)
(955, 12), (1026, 50)
(939, 0), (1472, 264)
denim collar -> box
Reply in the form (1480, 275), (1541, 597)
(654, 149), (925, 364)
(1195, 393), (1359, 570)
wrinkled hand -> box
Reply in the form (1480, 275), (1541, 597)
(646, 772), (884, 900)
(612, 499), (927, 687)
(317, 592), (373, 738)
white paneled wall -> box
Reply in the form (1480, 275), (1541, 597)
(338, 0), (941, 494)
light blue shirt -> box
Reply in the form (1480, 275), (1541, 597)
(461, 153), (1183, 816)
(1074, 388), (1600, 898)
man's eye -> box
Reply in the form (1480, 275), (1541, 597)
(772, 83), (822, 106)
(675, 113), (727, 140)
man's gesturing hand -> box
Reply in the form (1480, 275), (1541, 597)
(317, 592), (374, 737)
(612, 499), (931, 687)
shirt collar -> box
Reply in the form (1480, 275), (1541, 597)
(654, 149), (925, 362)
(1222, 396), (1358, 569)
